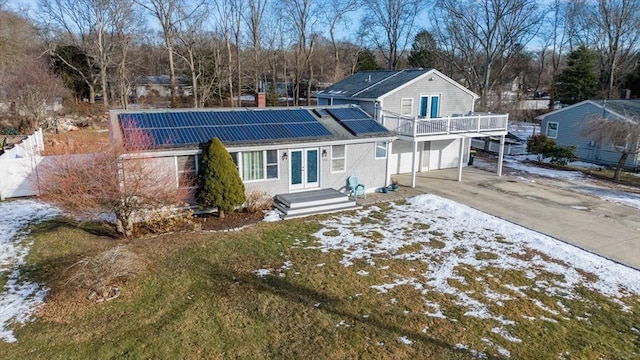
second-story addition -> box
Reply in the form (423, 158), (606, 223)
(316, 69), (509, 186)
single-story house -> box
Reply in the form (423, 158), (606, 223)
(109, 105), (394, 216)
(133, 75), (192, 99)
(316, 69), (509, 185)
(536, 99), (640, 170)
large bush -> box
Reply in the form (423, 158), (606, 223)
(527, 134), (576, 165)
(196, 138), (246, 218)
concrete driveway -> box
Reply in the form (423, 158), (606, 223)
(392, 166), (640, 270)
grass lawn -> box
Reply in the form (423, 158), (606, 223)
(2, 197), (639, 359)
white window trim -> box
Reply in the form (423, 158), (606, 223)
(431, 94), (441, 118)
(419, 94), (441, 119)
(232, 150), (280, 182)
(265, 149), (279, 180)
(400, 98), (413, 116)
(546, 122), (559, 139)
(330, 144), (346, 173)
(375, 141), (387, 159)
(176, 154), (198, 189)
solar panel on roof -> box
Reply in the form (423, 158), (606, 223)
(118, 109), (332, 148)
(325, 108), (389, 136)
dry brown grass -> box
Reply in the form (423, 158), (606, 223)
(244, 190), (273, 213)
(43, 129), (110, 155)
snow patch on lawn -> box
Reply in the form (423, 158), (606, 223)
(0, 200), (59, 343)
(294, 193), (640, 357)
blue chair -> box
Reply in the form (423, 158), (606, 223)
(348, 176), (366, 199)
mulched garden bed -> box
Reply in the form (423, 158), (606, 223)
(193, 210), (266, 231)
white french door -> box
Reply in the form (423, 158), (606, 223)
(289, 148), (320, 191)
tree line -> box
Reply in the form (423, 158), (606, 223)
(1, 0), (639, 127)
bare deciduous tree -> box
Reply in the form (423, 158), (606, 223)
(433, 0), (544, 110)
(137, 0), (204, 107)
(38, 125), (188, 237)
(321, 0), (359, 82)
(360, 0), (424, 70)
(589, 0), (640, 99)
(279, 0), (319, 105)
(244, 0), (269, 92)
(2, 58), (68, 131)
(39, 0), (136, 108)
(175, 6), (210, 108)
(581, 113), (640, 181)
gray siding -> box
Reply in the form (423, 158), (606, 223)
(542, 103), (639, 169)
(321, 142), (388, 193)
(151, 142), (388, 203)
(380, 73), (475, 117)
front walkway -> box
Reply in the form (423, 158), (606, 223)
(389, 167), (640, 270)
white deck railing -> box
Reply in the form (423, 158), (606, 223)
(382, 113), (509, 137)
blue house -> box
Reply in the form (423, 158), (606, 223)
(536, 100), (640, 170)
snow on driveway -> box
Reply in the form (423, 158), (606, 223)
(500, 156), (640, 210)
(0, 200), (58, 343)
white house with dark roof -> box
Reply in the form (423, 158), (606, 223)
(109, 105), (394, 217)
(537, 99), (640, 170)
(316, 69), (509, 186)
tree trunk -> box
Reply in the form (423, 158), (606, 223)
(218, 209), (226, 219)
(167, 41), (178, 108)
(116, 211), (133, 237)
(226, 36), (235, 107)
(614, 152), (629, 181)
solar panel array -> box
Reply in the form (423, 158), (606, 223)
(326, 108), (389, 136)
(119, 109), (333, 148)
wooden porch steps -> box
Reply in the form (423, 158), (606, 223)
(273, 188), (361, 219)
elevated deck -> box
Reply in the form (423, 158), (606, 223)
(274, 188), (361, 219)
(382, 113), (509, 139)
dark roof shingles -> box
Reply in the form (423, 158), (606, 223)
(317, 69), (430, 99)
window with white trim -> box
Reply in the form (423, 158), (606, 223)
(331, 145), (345, 172)
(401, 98), (413, 116)
(177, 155), (197, 188)
(546, 122), (558, 138)
(230, 150), (278, 181)
(375, 142), (387, 159)
(266, 150), (278, 179)
(419, 95), (440, 118)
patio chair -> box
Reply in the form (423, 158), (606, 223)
(348, 176), (366, 200)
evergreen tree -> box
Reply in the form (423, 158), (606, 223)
(556, 45), (599, 105)
(407, 30), (436, 69)
(196, 138), (246, 218)
(356, 48), (380, 71)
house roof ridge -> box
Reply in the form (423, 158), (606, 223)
(351, 70), (407, 97)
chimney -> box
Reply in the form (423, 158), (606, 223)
(621, 89), (631, 99)
(256, 92), (266, 108)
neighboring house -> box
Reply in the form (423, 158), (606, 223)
(316, 69), (509, 185)
(109, 105), (394, 215)
(536, 99), (640, 170)
(133, 75), (192, 99)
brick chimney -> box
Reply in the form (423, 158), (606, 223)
(256, 92), (266, 107)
